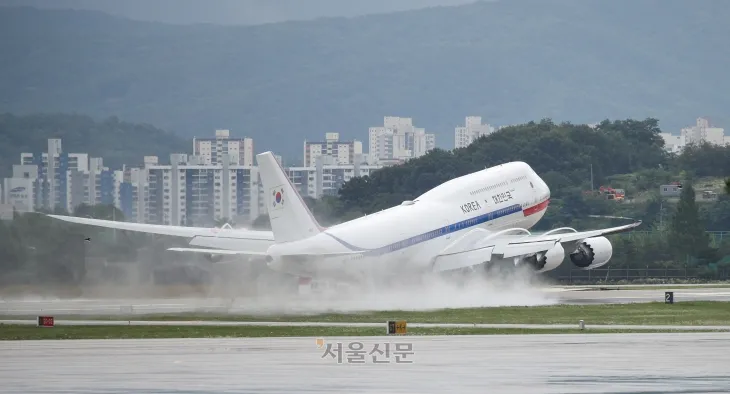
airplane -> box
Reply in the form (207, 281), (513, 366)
(48, 152), (641, 289)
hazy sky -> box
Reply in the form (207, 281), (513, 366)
(0, 0), (480, 25)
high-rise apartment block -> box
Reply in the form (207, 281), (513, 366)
(193, 129), (254, 166)
(288, 155), (380, 199)
(659, 117), (728, 153)
(133, 154), (261, 226)
(681, 117), (726, 146)
(303, 132), (363, 167)
(5, 139), (115, 213)
(454, 116), (494, 149)
(368, 117), (435, 164)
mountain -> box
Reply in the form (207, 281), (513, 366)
(1, 1), (729, 158)
(0, 113), (189, 178)
(0, 0), (478, 25)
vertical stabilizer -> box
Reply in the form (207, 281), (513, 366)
(256, 152), (323, 243)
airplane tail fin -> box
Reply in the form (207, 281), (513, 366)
(256, 151), (323, 243)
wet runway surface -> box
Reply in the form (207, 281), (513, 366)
(1, 287), (729, 316)
(2, 333), (730, 393)
(557, 287), (730, 304)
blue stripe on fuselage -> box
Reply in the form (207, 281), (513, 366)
(325, 203), (523, 256)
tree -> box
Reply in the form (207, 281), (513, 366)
(674, 142), (730, 178)
(725, 178), (730, 195)
(668, 180), (709, 260)
(641, 194), (664, 230)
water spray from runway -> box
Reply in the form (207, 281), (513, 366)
(222, 263), (560, 316)
(1, 254), (561, 316)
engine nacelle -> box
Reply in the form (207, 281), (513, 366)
(202, 254), (244, 264)
(204, 254), (224, 263)
(525, 243), (565, 273)
(569, 236), (613, 270)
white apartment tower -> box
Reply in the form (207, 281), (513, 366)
(47, 138), (62, 210)
(368, 117), (435, 164)
(681, 117), (726, 146)
(303, 132), (363, 167)
(193, 129), (254, 166)
(286, 160), (382, 200)
(141, 154), (262, 226)
(659, 133), (686, 154)
(454, 116), (494, 149)
(659, 117), (728, 153)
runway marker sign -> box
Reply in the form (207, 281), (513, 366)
(665, 291), (674, 304)
(37, 316), (54, 327)
(387, 320), (407, 335)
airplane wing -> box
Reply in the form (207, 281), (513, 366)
(432, 220), (641, 272)
(493, 220), (642, 256)
(47, 214), (275, 241)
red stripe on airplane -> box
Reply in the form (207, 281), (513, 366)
(523, 199), (549, 216)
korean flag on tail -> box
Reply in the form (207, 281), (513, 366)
(271, 187), (285, 210)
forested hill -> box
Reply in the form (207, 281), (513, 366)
(337, 119), (669, 214)
(2, 1), (729, 158)
(0, 113), (189, 177)
(330, 118), (730, 231)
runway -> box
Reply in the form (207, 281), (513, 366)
(1, 286), (729, 316)
(3, 318), (730, 331)
(557, 286), (730, 304)
(2, 333), (730, 393)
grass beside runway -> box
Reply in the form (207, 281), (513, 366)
(5, 301), (730, 326)
(2, 324), (729, 340)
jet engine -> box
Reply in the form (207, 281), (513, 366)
(204, 253), (224, 263)
(201, 253), (244, 264)
(524, 243), (565, 273)
(569, 236), (613, 270)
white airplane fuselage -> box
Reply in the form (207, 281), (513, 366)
(265, 162), (551, 281)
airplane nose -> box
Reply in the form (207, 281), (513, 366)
(540, 178), (550, 197)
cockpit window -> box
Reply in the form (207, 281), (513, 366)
(530, 182), (534, 188)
